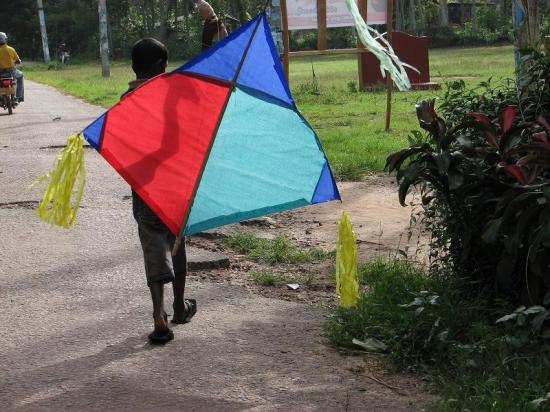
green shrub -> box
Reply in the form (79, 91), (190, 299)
(385, 50), (550, 304)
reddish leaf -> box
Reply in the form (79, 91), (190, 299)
(500, 106), (517, 134)
(483, 131), (499, 148)
(533, 132), (549, 144)
(468, 112), (491, 126)
(516, 154), (538, 167)
(537, 116), (550, 134)
(502, 165), (528, 185)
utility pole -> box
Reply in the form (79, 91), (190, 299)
(98, 0), (110, 78)
(36, 0), (51, 63)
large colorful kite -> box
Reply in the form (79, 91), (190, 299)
(79, 13), (340, 237)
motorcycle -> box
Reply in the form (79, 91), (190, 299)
(0, 76), (16, 115)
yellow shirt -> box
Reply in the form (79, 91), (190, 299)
(0, 44), (20, 69)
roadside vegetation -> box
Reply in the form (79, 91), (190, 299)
(23, 45), (514, 180)
(328, 50), (550, 410)
(223, 233), (327, 264)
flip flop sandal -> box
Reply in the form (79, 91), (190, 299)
(171, 299), (197, 324)
(148, 328), (174, 345)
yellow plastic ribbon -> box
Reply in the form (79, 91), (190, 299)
(336, 211), (360, 308)
(30, 133), (86, 228)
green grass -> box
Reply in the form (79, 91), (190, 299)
(223, 233), (327, 264)
(250, 270), (288, 286)
(22, 45), (515, 179)
(327, 259), (550, 411)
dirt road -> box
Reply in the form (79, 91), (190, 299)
(0, 81), (431, 411)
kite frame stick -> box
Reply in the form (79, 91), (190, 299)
(172, 14), (265, 255)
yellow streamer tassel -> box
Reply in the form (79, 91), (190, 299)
(336, 211), (360, 308)
(30, 133), (86, 228)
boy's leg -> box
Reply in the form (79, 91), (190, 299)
(149, 281), (169, 333)
(171, 239), (196, 323)
(134, 192), (176, 342)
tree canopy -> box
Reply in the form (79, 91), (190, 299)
(0, 1), (548, 61)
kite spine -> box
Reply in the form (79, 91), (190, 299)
(172, 14), (265, 254)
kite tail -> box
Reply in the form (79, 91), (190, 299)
(336, 211), (360, 308)
(30, 133), (87, 228)
(346, 0), (416, 91)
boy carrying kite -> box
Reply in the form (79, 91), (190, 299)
(125, 38), (197, 344)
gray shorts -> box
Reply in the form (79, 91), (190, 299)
(132, 191), (187, 286)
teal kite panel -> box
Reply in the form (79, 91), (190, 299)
(184, 87), (327, 235)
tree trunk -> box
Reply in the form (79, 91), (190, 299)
(232, 0), (246, 24)
(98, 0), (110, 78)
(399, 0), (406, 32)
(409, 0), (416, 34)
(150, 0), (156, 33)
(418, 0), (425, 32)
(395, 0), (403, 31)
(513, 0), (540, 51)
(159, 0), (167, 41)
(172, 0), (178, 24)
(513, 0), (540, 74)
(439, 0), (449, 27)
(472, 0), (478, 36)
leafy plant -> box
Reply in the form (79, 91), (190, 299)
(386, 50), (550, 305)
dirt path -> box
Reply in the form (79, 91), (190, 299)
(0, 81), (433, 411)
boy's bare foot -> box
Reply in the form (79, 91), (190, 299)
(172, 299), (197, 324)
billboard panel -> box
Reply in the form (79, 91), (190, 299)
(287, 0), (387, 30)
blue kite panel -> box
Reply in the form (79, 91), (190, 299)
(173, 16), (260, 82)
(311, 161), (341, 204)
(82, 112), (106, 151)
(237, 15), (294, 106)
(184, 87), (328, 235)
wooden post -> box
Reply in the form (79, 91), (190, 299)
(317, 0), (327, 50)
(385, 0), (394, 132)
(281, 0), (290, 80)
(357, 0), (368, 91)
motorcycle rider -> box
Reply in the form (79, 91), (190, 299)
(57, 42), (70, 64)
(0, 32), (24, 103)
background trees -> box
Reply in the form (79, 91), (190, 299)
(0, 0), (548, 61)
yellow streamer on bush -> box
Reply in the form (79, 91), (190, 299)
(336, 211), (360, 308)
(31, 133), (86, 228)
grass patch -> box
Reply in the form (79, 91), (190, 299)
(327, 259), (550, 411)
(224, 233), (327, 264)
(250, 270), (288, 286)
(23, 45), (515, 179)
